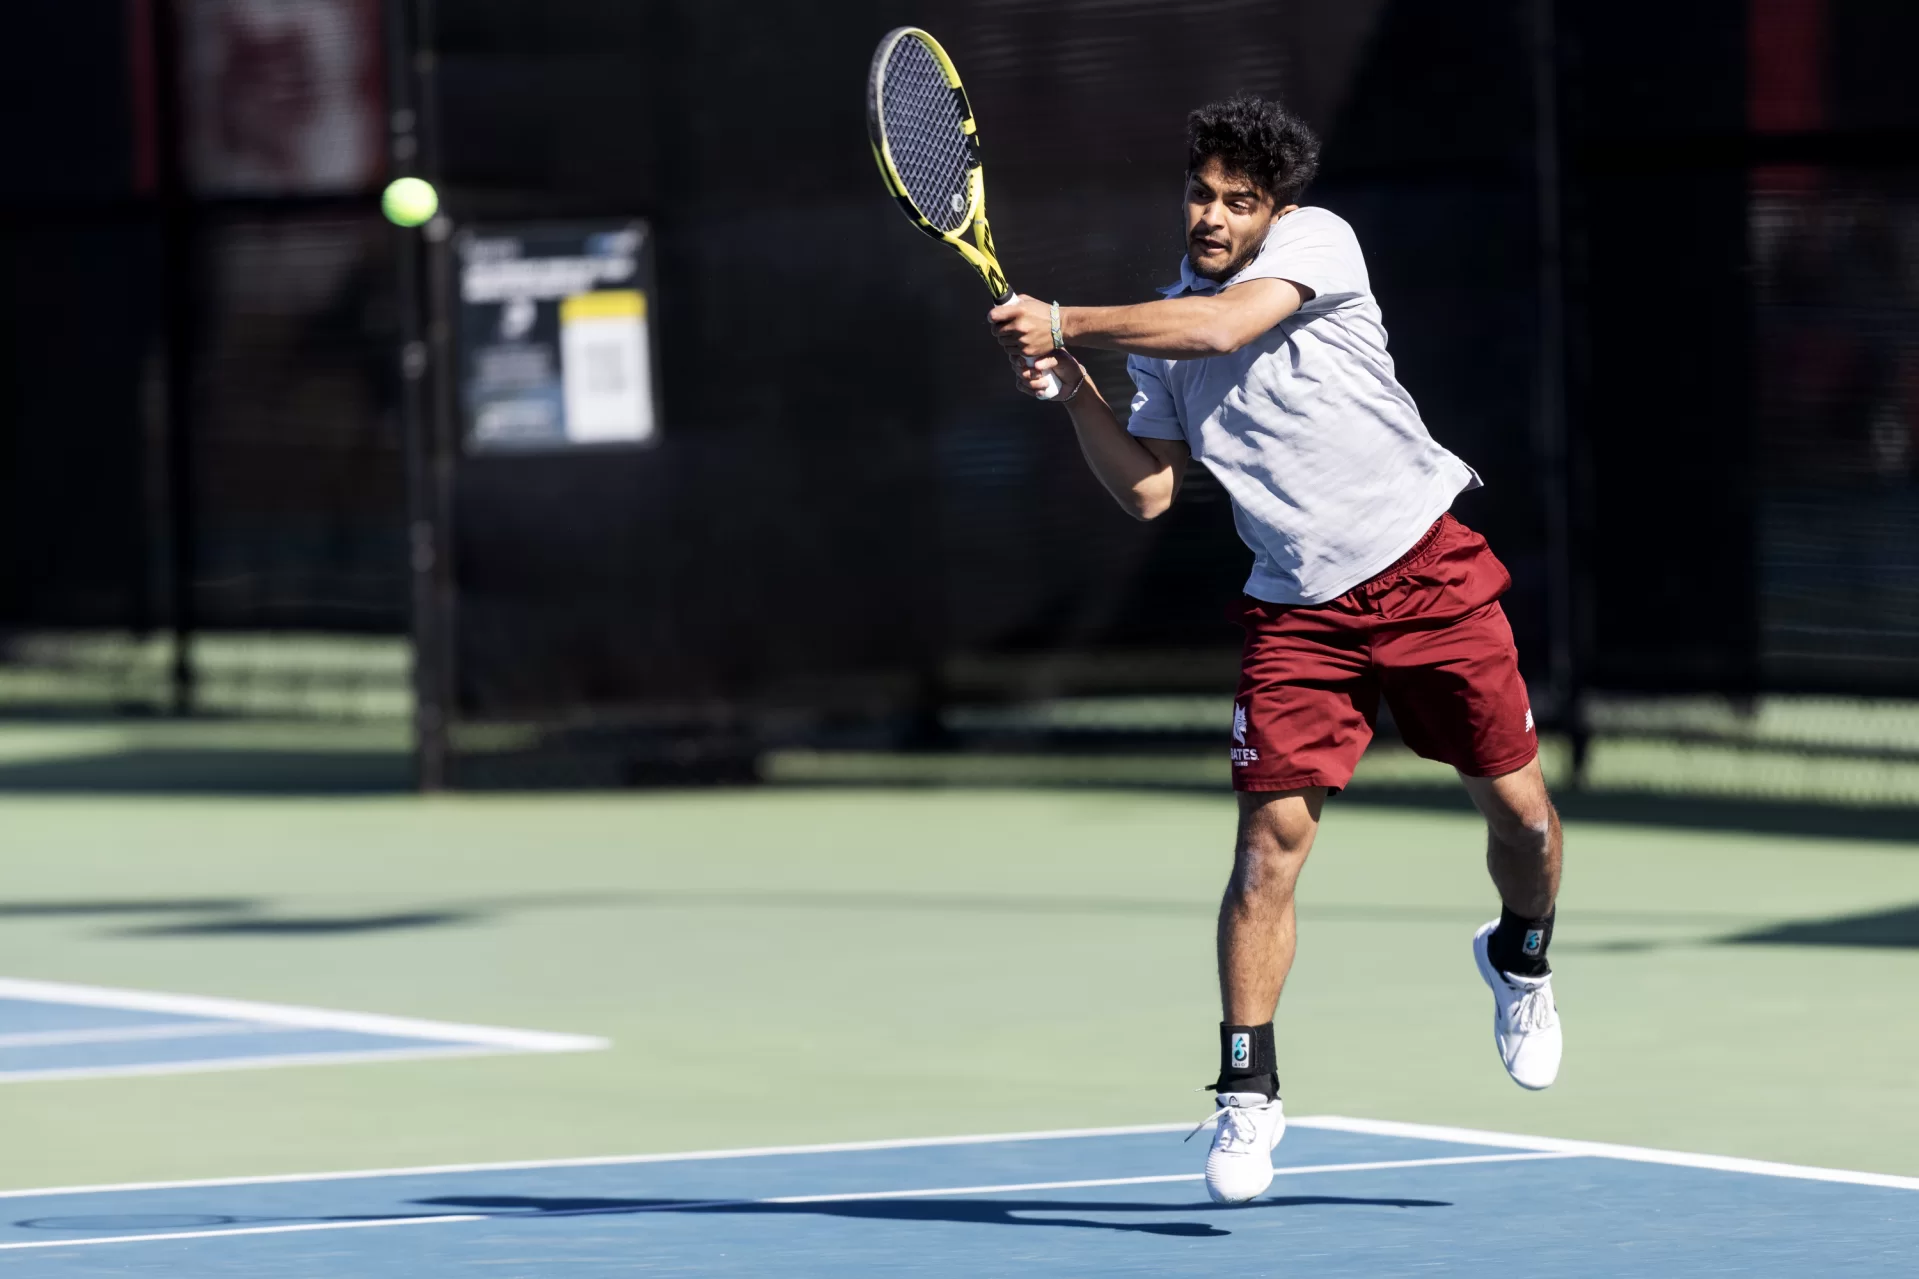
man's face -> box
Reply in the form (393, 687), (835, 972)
(1185, 156), (1286, 281)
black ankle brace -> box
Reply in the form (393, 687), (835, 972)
(1210, 1022), (1279, 1100)
(1488, 905), (1554, 977)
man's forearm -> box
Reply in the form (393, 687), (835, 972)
(1061, 296), (1243, 360)
(1058, 279), (1306, 361)
(1063, 379), (1180, 521)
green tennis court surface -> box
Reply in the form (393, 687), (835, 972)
(4, 775), (1916, 1204)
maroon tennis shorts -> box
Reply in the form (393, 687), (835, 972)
(1229, 513), (1537, 793)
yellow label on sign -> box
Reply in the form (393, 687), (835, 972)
(560, 289), (646, 322)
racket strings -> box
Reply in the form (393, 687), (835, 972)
(881, 36), (974, 233)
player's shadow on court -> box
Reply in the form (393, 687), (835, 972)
(416, 1193), (1449, 1238)
(1725, 903), (1919, 949)
(1340, 783), (1919, 844)
(120, 910), (480, 937)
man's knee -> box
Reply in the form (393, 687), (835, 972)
(1485, 786), (1556, 849)
(1229, 789), (1321, 904)
(1463, 760), (1556, 848)
(1226, 844), (1303, 913)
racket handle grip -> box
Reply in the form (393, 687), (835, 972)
(998, 289), (1063, 401)
(1025, 357), (1062, 401)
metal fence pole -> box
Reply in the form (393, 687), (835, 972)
(387, 0), (447, 789)
(1531, 0), (1586, 783)
(151, 0), (197, 716)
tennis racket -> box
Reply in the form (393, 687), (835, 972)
(866, 26), (1061, 400)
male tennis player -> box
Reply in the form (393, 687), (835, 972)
(989, 95), (1563, 1206)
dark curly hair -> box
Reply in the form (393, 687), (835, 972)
(1186, 95), (1320, 205)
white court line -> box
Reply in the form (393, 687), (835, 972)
(0, 1122), (1205, 1200)
(0, 1021), (281, 1049)
(0, 1044), (532, 1085)
(764, 1151), (1577, 1205)
(1292, 1116), (1919, 1193)
(4, 1113), (1914, 1204)
(0, 1215), (485, 1253)
(0, 1151), (1576, 1252)
(0, 978), (606, 1054)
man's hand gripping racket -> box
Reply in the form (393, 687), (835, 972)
(866, 27), (1062, 399)
(986, 293), (1086, 401)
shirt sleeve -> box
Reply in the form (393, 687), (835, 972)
(1231, 209), (1368, 313)
(1123, 355), (1186, 441)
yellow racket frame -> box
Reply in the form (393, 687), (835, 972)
(867, 26), (1013, 302)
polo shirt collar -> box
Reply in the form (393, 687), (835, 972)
(1161, 223), (1279, 298)
(1160, 255), (1213, 298)
(1161, 250), (1246, 298)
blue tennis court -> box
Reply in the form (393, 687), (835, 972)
(4, 1117), (1913, 1275)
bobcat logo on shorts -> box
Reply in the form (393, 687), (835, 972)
(1229, 701), (1260, 765)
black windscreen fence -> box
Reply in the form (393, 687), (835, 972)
(0, 1), (1913, 783)
(0, 0), (405, 717)
(425, 0), (1561, 781)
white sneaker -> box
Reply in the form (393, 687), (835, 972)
(1192, 1091), (1285, 1205)
(1473, 920), (1562, 1090)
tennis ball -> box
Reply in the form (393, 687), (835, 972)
(382, 177), (439, 228)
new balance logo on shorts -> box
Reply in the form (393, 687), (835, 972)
(1230, 1032), (1251, 1068)
(1525, 708), (1534, 733)
(1523, 928), (1544, 956)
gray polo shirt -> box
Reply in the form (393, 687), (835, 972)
(1125, 206), (1480, 605)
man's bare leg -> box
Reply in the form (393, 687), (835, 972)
(1460, 757), (1560, 924)
(1460, 756), (1564, 1089)
(1216, 788), (1325, 1080)
(1202, 787), (1324, 1203)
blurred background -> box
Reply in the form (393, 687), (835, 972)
(2, 0), (1916, 798)
(0, 0), (1915, 1194)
